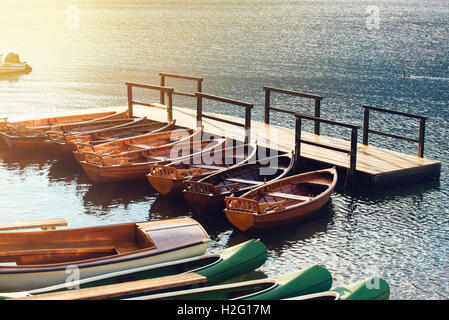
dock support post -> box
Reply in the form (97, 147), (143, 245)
(244, 106), (252, 145)
(196, 93), (203, 127)
(264, 89), (270, 124)
(314, 98), (320, 135)
(160, 75), (165, 105)
(294, 116), (302, 172)
(362, 107), (369, 145)
(418, 118), (425, 157)
(349, 127), (358, 185)
(127, 84), (133, 118)
(167, 91), (173, 122)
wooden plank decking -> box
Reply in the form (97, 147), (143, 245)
(129, 103), (441, 187)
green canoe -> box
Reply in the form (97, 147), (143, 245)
(0, 239), (267, 299)
(126, 264), (333, 300)
(285, 277), (390, 300)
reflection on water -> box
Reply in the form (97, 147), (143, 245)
(0, 0), (448, 300)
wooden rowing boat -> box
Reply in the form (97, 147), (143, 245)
(146, 143), (258, 196)
(71, 120), (176, 163)
(285, 277), (390, 300)
(183, 153), (294, 214)
(224, 167), (337, 231)
(80, 138), (227, 183)
(126, 264), (332, 300)
(73, 126), (199, 164)
(72, 119), (176, 147)
(45, 117), (148, 153)
(0, 110), (128, 149)
(2, 239), (267, 299)
(0, 217), (210, 292)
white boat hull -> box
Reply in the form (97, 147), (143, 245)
(0, 242), (208, 292)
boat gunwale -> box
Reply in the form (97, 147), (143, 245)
(125, 278), (279, 300)
(0, 218), (210, 274)
(80, 137), (227, 169)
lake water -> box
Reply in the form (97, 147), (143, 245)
(0, 0), (448, 300)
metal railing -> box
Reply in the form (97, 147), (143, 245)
(196, 92), (253, 144)
(263, 86), (323, 135)
(126, 82), (174, 121)
(362, 105), (427, 157)
(294, 113), (359, 182)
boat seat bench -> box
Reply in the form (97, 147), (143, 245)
(261, 191), (311, 201)
(225, 178), (264, 185)
(15, 273), (207, 300)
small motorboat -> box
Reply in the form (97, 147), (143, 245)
(0, 53), (32, 74)
(401, 73), (411, 79)
(0, 217), (210, 292)
(224, 167), (337, 231)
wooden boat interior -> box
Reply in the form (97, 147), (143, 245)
(225, 169), (335, 215)
(75, 127), (198, 155)
(0, 111), (117, 131)
(147, 143), (257, 180)
(83, 138), (226, 167)
(6, 111), (125, 135)
(134, 279), (277, 300)
(184, 153), (293, 195)
(0, 218), (208, 267)
(88, 120), (176, 144)
(47, 118), (146, 143)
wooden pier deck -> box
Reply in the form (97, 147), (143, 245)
(128, 102), (441, 187)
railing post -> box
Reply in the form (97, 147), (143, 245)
(127, 84), (133, 118)
(159, 75), (165, 105)
(244, 106), (252, 144)
(418, 118), (425, 157)
(167, 90), (173, 122)
(264, 89), (270, 124)
(349, 127), (358, 184)
(196, 79), (202, 95)
(362, 106), (369, 145)
(294, 115), (302, 172)
(196, 92), (203, 127)
(314, 98), (320, 135)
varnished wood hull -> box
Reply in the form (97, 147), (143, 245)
(81, 161), (154, 182)
(224, 168), (337, 231)
(147, 144), (258, 196)
(183, 153), (294, 214)
(80, 138), (226, 183)
(183, 192), (226, 213)
(72, 120), (176, 164)
(0, 217), (210, 292)
(0, 111), (126, 150)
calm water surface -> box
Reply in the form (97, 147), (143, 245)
(0, 0), (448, 299)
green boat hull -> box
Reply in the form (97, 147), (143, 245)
(286, 277), (390, 300)
(334, 277), (390, 300)
(129, 264), (333, 300)
(0, 239), (267, 299)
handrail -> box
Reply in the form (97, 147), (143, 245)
(294, 112), (359, 182)
(125, 82), (174, 121)
(362, 105), (427, 157)
(196, 92), (253, 144)
(263, 86), (323, 135)
(159, 72), (203, 104)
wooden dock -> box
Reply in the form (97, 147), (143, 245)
(127, 102), (440, 187)
(120, 73), (441, 188)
